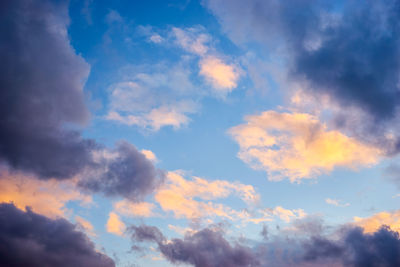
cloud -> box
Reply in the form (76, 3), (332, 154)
(172, 26), (210, 56)
(113, 200), (155, 217)
(171, 26), (242, 94)
(199, 56), (242, 93)
(0, 203), (114, 267)
(325, 198), (350, 207)
(129, 218), (400, 267)
(78, 141), (165, 202)
(0, 169), (91, 218)
(129, 225), (260, 267)
(141, 149), (158, 163)
(107, 212), (126, 236)
(105, 64), (198, 131)
(354, 210), (400, 233)
(0, 0), (93, 179)
(229, 110), (380, 182)
(76, 216), (96, 237)
(303, 226), (400, 267)
(0, 0), (163, 203)
(154, 171), (259, 219)
(205, 0), (400, 154)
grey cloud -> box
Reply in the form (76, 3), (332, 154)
(205, 0), (400, 153)
(0, 203), (115, 267)
(0, 0), (163, 201)
(130, 225), (260, 267)
(0, 0), (92, 178)
(78, 141), (165, 201)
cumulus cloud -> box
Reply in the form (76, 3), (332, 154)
(154, 171), (259, 220)
(171, 26), (242, 94)
(0, 0), (93, 178)
(113, 200), (155, 217)
(0, 0), (162, 203)
(106, 212), (126, 236)
(141, 149), (158, 163)
(130, 221), (400, 267)
(0, 203), (114, 267)
(199, 56), (242, 93)
(0, 169), (91, 218)
(205, 0), (400, 154)
(354, 210), (400, 233)
(130, 225), (260, 267)
(78, 142), (164, 202)
(229, 110), (380, 182)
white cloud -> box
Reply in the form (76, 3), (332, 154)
(199, 56), (242, 93)
(325, 198), (350, 207)
(105, 64), (199, 131)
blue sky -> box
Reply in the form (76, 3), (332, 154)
(1, 0), (400, 266)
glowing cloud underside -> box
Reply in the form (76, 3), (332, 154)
(229, 111), (380, 182)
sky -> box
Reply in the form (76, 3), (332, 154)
(1, 0), (400, 266)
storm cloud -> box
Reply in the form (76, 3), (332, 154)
(0, 203), (115, 267)
(205, 0), (400, 152)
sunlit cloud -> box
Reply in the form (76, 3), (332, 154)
(0, 170), (91, 218)
(199, 56), (242, 93)
(141, 149), (158, 163)
(354, 210), (400, 233)
(229, 111), (381, 182)
(154, 171), (259, 220)
(114, 200), (155, 217)
(75, 216), (96, 237)
(106, 212), (126, 236)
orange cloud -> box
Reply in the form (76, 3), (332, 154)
(154, 171), (259, 219)
(140, 149), (158, 163)
(75, 216), (96, 237)
(199, 56), (241, 92)
(114, 200), (155, 217)
(0, 170), (91, 218)
(106, 212), (126, 236)
(229, 111), (380, 182)
(354, 210), (400, 233)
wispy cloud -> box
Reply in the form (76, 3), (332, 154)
(325, 198), (350, 207)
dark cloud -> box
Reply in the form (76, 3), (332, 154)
(130, 225), (261, 267)
(0, 203), (115, 267)
(78, 141), (165, 201)
(205, 0), (400, 152)
(0, 0), (93, 178)
(130, 222), (400, 267)
(304, 226), (400, 267)
(0, 0), (163, 201)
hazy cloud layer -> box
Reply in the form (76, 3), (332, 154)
(0, 203), (114, 267)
